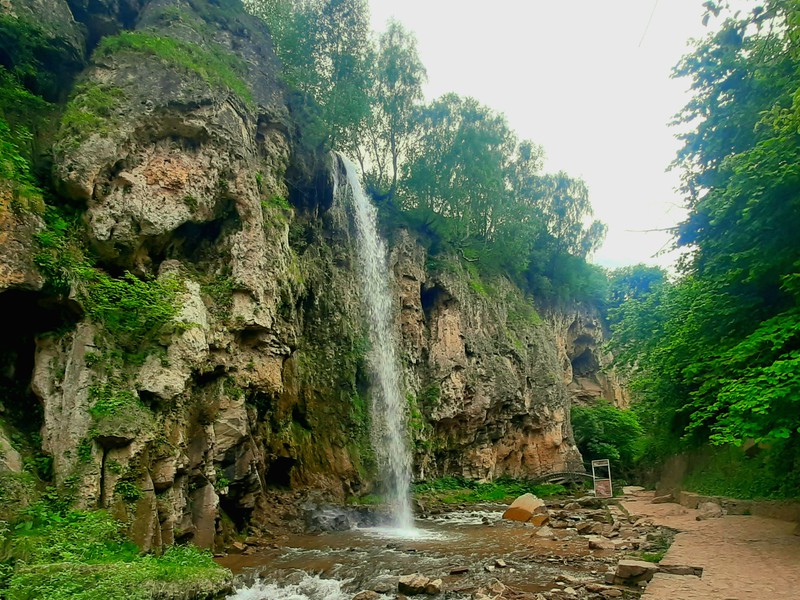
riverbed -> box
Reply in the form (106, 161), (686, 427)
(219, 506), (620, 599)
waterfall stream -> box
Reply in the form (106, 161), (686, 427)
(334, 154), (414, 531)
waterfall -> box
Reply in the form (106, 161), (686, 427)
(334, 154), (414, 531)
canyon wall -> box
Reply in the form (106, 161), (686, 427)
(0, 0), (624, 550)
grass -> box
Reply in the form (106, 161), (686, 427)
(413, 476), (568, 505)
(1, 504), (231, 599)
(95, 32), (252, 103)
(57, 82), (125, 148)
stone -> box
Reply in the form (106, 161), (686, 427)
(449, 567), (470, 575)
(424, 579), (443, 594)
(794, 523), (800, 536)
(353, 592), (380, 600)
(588, 536), (615, 550)
(535, 525), (555, 538)
(502, 493), (547, 522)
(622, 486), (645, 494)
(229, 541), (246, 554)
(576, 521), (603, 535)
(564, 502), (581, 511)
(487, 579), (506, 595)
(494, 558), (507, 568)
(564, 587), (577, 596)
(696, 501), (724, 520)
(600, 590), (623, 598)
(398, 574), (430, 595)
(651, 494), (674, 504)
(529, 513), (551, 527)
(614, 559), (658, 583)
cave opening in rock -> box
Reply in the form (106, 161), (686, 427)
(421, 284), (449, 322)
(0, 290), (78, 460)
(571, 348), (600, 378)
(265, 456), (296, 489)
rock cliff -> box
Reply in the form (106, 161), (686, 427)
(0, 0), (624, 550)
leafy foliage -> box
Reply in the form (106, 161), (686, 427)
(250, 0), (607, 304)
(2, 504), (229, 599)
(413, 476), (568, 504)
(611, 0), (800, 495)
(571, 402), (643, 475)
(248, 0), (372, 149)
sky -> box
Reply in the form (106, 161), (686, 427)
(366, 0), (733, 269)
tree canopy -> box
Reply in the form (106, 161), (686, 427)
(247, 0), (608, 304)
(610, 0), (800, 494)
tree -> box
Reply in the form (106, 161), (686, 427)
(611, 1), (800, 492)
(247, 0), (373, 150)
(357, 20), (426, 201)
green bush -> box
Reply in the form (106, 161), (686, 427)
(413, 476), (567, 504)
(3, 505), (230, 599)
(571, 401), (643, 475)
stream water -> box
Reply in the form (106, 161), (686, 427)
(222, 507), (610, 599)
(334, 154), (414, 531)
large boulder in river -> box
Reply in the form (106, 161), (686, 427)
(502, 493), (548, 522)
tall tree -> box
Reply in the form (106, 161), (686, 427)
(357, 20), (426, 201)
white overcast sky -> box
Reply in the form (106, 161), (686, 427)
(367, 0), (741, 269)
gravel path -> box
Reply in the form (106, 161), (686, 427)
(622, 491), (800, 599)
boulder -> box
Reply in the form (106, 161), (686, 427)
(534, 525), (555, 538)
(502, 493), (547, 522)
(353, 592), (380, 600)
(398, 574), (430, 595)
(695, 501), (724, 520)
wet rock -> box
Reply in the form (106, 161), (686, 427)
(424, 579), (443, 594)
(229, 541), (246, 554)
(651, 494), (674, 504)
(503, 493), (547, 522)
(398, 574), (430, 595)
(695, 501), (724, 520)
(303, 504), (354, 532)
(353, 592), (380, 600)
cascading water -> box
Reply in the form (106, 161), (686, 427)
(334, 154), (414, 531)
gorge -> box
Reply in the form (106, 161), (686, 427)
(0, 0), (637, 597)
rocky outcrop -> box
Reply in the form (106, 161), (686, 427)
(0, 0), (627, 552)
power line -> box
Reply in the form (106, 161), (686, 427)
(639, 0), (660, 47)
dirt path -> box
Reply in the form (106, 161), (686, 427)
(622, 491), (800, 599)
